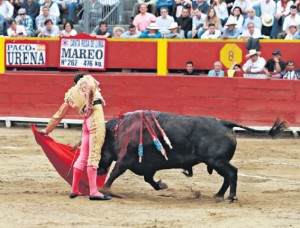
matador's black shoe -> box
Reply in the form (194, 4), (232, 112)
(69, 193), (83, 199)
(89, 195), (112, 201)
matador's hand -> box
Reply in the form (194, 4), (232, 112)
(38, 129), (48, 136)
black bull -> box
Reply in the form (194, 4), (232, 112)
(97, 112), (286, 201)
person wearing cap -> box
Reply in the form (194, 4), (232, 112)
(242, 49), (266, 78)
(221, 17), (240, 39)
(138, 22), (162, 38)
(166, 21), (184, 38)
(120, 24), (142, 38)
(263, 50), (286, 77)
(15, 8), (34, 37)
(133, 3), (157, 32)
(39, 73), (112, 201)
(285, 22), (300, 40)
(112, 26), (125, 38)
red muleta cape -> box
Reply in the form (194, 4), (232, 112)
(32, 125), (106, 195)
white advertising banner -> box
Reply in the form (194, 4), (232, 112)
(59, 35), (106, 70)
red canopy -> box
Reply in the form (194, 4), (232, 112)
(32, 125), (107, 195)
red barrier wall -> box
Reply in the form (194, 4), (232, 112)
(1, 72), (299, 127)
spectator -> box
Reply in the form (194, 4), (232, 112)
(203, 7), (222, 32)
(242, 8), (261, 32)
(238, 22), (261, 40)
(231, 0), (251, 17)
(91, 21), (112, 38)
(227, 6), (244, 32)
(138, 22), (162, 38)
(38, 19), (59, 37)
(192, 0), (209, 14)
(285, 22), (300, 40)
(263, 49), (286, 77)
(79, 0), (102, 31)
(156, 7), (174, 36)
(229, 62), (242, 71)
(201, 23), (221, 39)
(221, 17), (240, 39)
(175, 6), (192, 38)
(270, 0), (293, 39)
(0, 0), (14, 35)
(39, 0), (60, 20)
(166, 21), (184, 38)
(112, 26), (125, 38)
(60, 20), (77, 36)
(212, 0), (228, 27)
(208, 61), (224, 77)
(184, 60), (198, 75)
(7, 19), (27, 37)
(281, 60), (300, 80)
(261, 14), (274, 37)
(21, 0), (40, 23)
(172, 0), (192, 18)
(250, 0), (276, 36)
(133, 3), (157, 32)
(281, 5), (300, 39)
(156, 0), (174, 15)
(120, 24), (142, 38)
(131, 0), (157, 19)
(242, 49), (266, 78)
(35, 6), (58, 35)
(187, 8), (206, 38)
(59, 0), (78, 23)
(9, 0), (22, 18)
(15, 8), (34, 37)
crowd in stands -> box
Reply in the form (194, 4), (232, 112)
(1, 0), (300, 38)
(184, 48), (300, 79)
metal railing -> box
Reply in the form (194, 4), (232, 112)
(78, 0), (123, 34)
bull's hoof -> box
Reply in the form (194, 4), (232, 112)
(158, 180), (168, 190)
(213, 194), (224, 202)
(225, 196), (238, 203)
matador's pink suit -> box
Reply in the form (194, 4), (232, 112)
(44, 75), (109, 200)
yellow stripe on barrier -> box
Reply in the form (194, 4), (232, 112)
(157, 39), (168, 76)
(0, 37), (5, 74)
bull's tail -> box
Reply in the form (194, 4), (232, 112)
(222, 117), (288, 138)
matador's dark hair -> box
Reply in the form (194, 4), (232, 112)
(74, 73), (85, 84)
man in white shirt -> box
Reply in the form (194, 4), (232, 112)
(156, 7), (174, 36)
(200, 23), (221, 39)
(7, 19), (27, 37)
(282, 5), (300, 33)
(238, 22), (261, 39)
(187, 8), (206, 38)
(0, 0), (14, 35)
(243, 49), (267, 78)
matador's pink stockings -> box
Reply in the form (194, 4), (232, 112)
(87, 166), (104, 197)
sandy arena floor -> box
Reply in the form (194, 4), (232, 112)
(0, 127), (299, 227)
